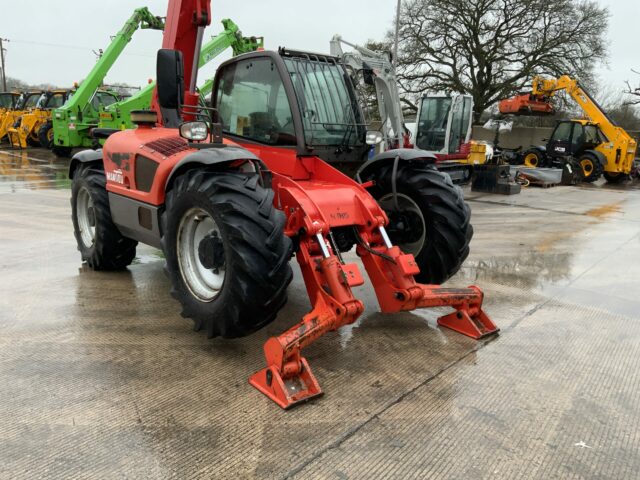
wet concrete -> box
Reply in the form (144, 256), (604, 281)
(1, 148), (640, 478)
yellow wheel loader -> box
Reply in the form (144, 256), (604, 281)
(7, 90), (71, 149)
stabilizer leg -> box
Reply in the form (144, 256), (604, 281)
(357, 228), (499, 340)
(250, 235), (364, 409)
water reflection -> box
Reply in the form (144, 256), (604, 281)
(0, 148), (71, 192)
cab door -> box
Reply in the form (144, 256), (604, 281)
(547, 121), (574, 158)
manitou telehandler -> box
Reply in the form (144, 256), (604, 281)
(96, 19), (262, 134)
(69, 0), (497, 409)
(499, 75), (638, 183)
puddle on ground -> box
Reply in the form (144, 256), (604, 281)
(0, 148), (72, 192)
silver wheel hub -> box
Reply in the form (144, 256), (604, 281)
(378, 193), (427, 256)
(76, 187), (96, 248)
(177, 207), (226, 302)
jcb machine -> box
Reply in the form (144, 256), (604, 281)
(47, 7), (164, 157)
(0, 91), (23, 141)
(97, 19), (263, 133)
(500, 75), (638, 183)
(7, 90), (71, 148)
(69, 0), (497, 409)
(0, 91), (43, 142)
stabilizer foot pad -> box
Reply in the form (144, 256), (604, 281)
(438, 308), (499, 339)
(249, 358), (323, 409)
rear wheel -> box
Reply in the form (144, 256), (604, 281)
(578, 154), (603, 183)
(52, 145), (73, 158)
(603, 171), (629, 184)
(162, 169), (293, 339)
(367, 163), (473, 285)
(38, 122), (54, 149)
(522, 149), (544, 168)
(71, 164), (137, 270)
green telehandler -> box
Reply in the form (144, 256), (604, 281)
(96, 19), (263, 136)
(45, 7), (164, 157)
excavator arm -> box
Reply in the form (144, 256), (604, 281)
(330, 35), (409, 149)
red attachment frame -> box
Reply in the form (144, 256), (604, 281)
(247, 154), (499, 409)
(498, 93), (555, 116)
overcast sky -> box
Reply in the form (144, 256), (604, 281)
(0, 0), (637, 91)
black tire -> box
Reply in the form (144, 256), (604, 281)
(603, 171), (629, 184)
(522, 148), (544, 168)
(162, 169), (293, 339)
(52, 145), (73, 158)
(366, 163), (473, 285)
(578, 153), (603, 183)
(38, 122), (54, 149)
(71, 164), (137, 270)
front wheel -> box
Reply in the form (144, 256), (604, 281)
(71, 164), (137, 270)
(522, 149), (544, 168)
(38, 122), (54, 149)
(578, 154), (603, 183)
(162, 169), (293, 339)
(367, 163), (473, 285)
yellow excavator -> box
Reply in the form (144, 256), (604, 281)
(499, 75), (638, 183)
(0, 91), (42, 142)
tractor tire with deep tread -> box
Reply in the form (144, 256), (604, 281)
(366, 163), (473, 285)
(71, 164), (137, 270)
(578, 153), (603, 183)
(162, 169), (293, 339)
(38, 122), (54, 149)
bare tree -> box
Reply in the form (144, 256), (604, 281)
(394, 0), (609, 121)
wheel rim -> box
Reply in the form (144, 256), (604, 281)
(581, 159), (594, 177)
(76, 187), (96, 248)
(177, 207), (226, 302)
(524, 153), (539, 168)
(377, 193), (426, 257)
(47, 128), (54, 142)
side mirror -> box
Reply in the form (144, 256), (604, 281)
(157, 49), (184, 109)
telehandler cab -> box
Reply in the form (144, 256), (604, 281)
(69, 0), (497, 409)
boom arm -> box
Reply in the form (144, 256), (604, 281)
(100, 19), (262, 129)
(532, 76), (621, 142)
(57, 8), (164, 117)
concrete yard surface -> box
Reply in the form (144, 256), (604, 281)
(1, 149), (640, 479)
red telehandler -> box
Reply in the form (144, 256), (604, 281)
(69, 0), (498, 409)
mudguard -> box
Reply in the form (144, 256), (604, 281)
(583, 149), (607, 166)
(355, 148), (437, 182)
(68, 149), (103, 179)
(165, 145), (269, 190)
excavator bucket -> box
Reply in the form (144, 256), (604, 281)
(499, 93), (555, 116)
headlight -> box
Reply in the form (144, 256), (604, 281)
(366, 130), (384, 145)
(179, 121), (209, 141)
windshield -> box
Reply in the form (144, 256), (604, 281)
(45, 93), (67, 109)
(0, 93), (17, 108)
(23, 93), (41, 109)
(416, 97), (452, 151)
(93, 92), (118, 110)
(283, 56), (365, 147)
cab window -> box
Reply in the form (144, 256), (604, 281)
(216, 58), (296, 146)
(550, 122), (573, 143)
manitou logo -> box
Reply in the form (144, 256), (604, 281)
(106, 169), (124, 184)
